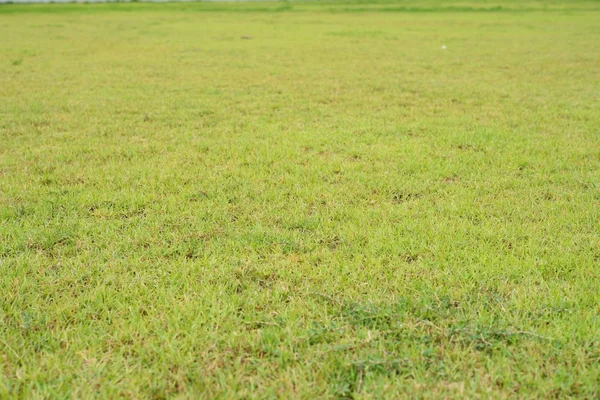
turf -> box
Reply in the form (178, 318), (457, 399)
(1, 1), (600, 398)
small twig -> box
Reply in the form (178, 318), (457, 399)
(415, 319), (443, 333)
(448, 327), (554, 342)
(242, 320), (280, 327)
(310, 291), (341, 306)
(352, 358), (412, 368)
(479, 332), (492, 347)
(356, 366), (364, 394)
(496, 330), (554, 341)
(322, 338), (372, 354)
(0, 338), (21, 360)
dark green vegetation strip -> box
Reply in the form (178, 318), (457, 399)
(1, 0), (599, 14)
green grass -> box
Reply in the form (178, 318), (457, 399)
(1, 1), (600, 398)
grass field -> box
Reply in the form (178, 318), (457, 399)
(1, 0), (600, 397)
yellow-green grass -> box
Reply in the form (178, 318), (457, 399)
(1, 1), (600, 397)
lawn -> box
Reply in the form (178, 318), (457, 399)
(1, 0), (600, 397)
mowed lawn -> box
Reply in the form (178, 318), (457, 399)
(1, 1), (600, 397)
